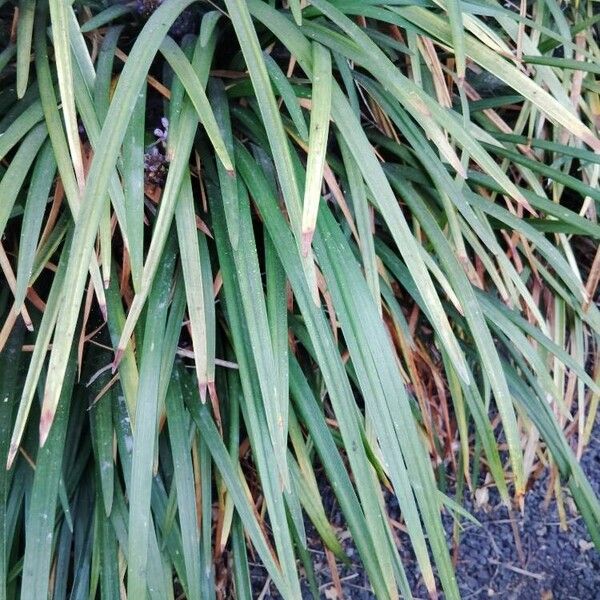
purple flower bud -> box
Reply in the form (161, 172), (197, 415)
(152, 117), (169, 146)
(137, 0), (162, 19)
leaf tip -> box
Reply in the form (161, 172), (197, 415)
(99, 301), (108, 322)
(199, 381), (208, 404)
(6, 444), (18, 470)
(112, 348), (124, 373)
(39, 408), (54, 447)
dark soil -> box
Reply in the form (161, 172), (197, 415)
(251, 428), (600, 599)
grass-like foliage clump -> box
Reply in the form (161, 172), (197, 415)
(0, 0), (599, 598)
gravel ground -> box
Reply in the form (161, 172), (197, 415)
(251, 428), (600, 599)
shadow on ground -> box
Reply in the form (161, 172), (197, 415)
(252, 428), (600, 599)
